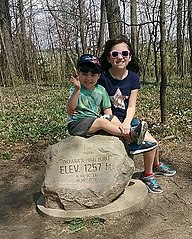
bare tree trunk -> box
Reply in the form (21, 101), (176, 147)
(152, 3), (161, 83)
(121, 0), (126, 34)
(160, 0), (167, 123)
(17, 0), (31, 82)
(78, 0), (87, 53)
(0, 86), (5, 112)
(104, 0), (122, 38)
(188, 0), (192, 81)
(97, 0), (106, 55)
(177, 0), (184, 77)
(0, 0), (16, 86)
(153, 24), (160, 83)
(130, 0), (138, 57)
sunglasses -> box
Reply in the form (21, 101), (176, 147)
(79, 66), (100, 74)
(109, 50), (130, 58)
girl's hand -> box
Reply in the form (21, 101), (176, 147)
(70, 75), (81, 90)
(119, 123), (130, 135)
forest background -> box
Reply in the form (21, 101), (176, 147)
(0, 0), (191, 170)
(0, 1), (192, 237)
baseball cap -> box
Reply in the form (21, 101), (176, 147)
(77, 54), (102, 73)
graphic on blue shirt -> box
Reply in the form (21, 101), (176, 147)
(110, 87), (129, 109)
(98, 70), (140, 122)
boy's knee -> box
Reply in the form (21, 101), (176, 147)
(95, 118), (108, 127)
(112, 115), (118, 121)
(111, 115), (120, 125)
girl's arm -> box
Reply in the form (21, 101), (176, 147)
(121, 89), (138, 130)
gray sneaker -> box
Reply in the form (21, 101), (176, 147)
(140, 173), (163, 193)
(153, 162), (176, 176)
(130, 121), (148, 145)
(129, 141), (157, 155)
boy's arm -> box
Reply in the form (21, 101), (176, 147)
(67, 76), (81, 111)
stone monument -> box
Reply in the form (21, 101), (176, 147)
(41, 135), (134, 210)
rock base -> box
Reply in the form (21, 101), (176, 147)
(42, 135), (135, 210)
(37, 179), (149, 220)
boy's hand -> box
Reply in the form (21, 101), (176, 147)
(67, 106), (78, 116)
(70, 75), (81, 90)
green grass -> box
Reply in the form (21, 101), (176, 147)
(66, 217), (105, 234)
(0, 151), (12, 160)
(136, 80), (191, 141)
(0, 79), (191, 146)
(0, 84), (70, 144)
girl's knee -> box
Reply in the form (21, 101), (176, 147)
(145, 131), (157, 143)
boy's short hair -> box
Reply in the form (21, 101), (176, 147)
(77, 54), (102, 73)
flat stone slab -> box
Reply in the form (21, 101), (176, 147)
(37, 179), (149, 220)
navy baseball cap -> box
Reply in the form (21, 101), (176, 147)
(77, 54), (102, 73)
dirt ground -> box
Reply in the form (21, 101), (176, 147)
(0, 140), (192, 239)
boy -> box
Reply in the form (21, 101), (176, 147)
(67, 54), (148, 145)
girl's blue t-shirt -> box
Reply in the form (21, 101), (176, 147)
(98, 70), (140, 122)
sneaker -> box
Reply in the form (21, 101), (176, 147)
(128, 140), (157, 155)
(130, 121), (148, 145)
(153, 162), (176, 176)
(140, 173), (163, 193)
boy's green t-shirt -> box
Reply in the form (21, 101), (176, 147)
(68, 84), (111, 122)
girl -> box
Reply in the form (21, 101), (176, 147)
(98, 35), (176, 193)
